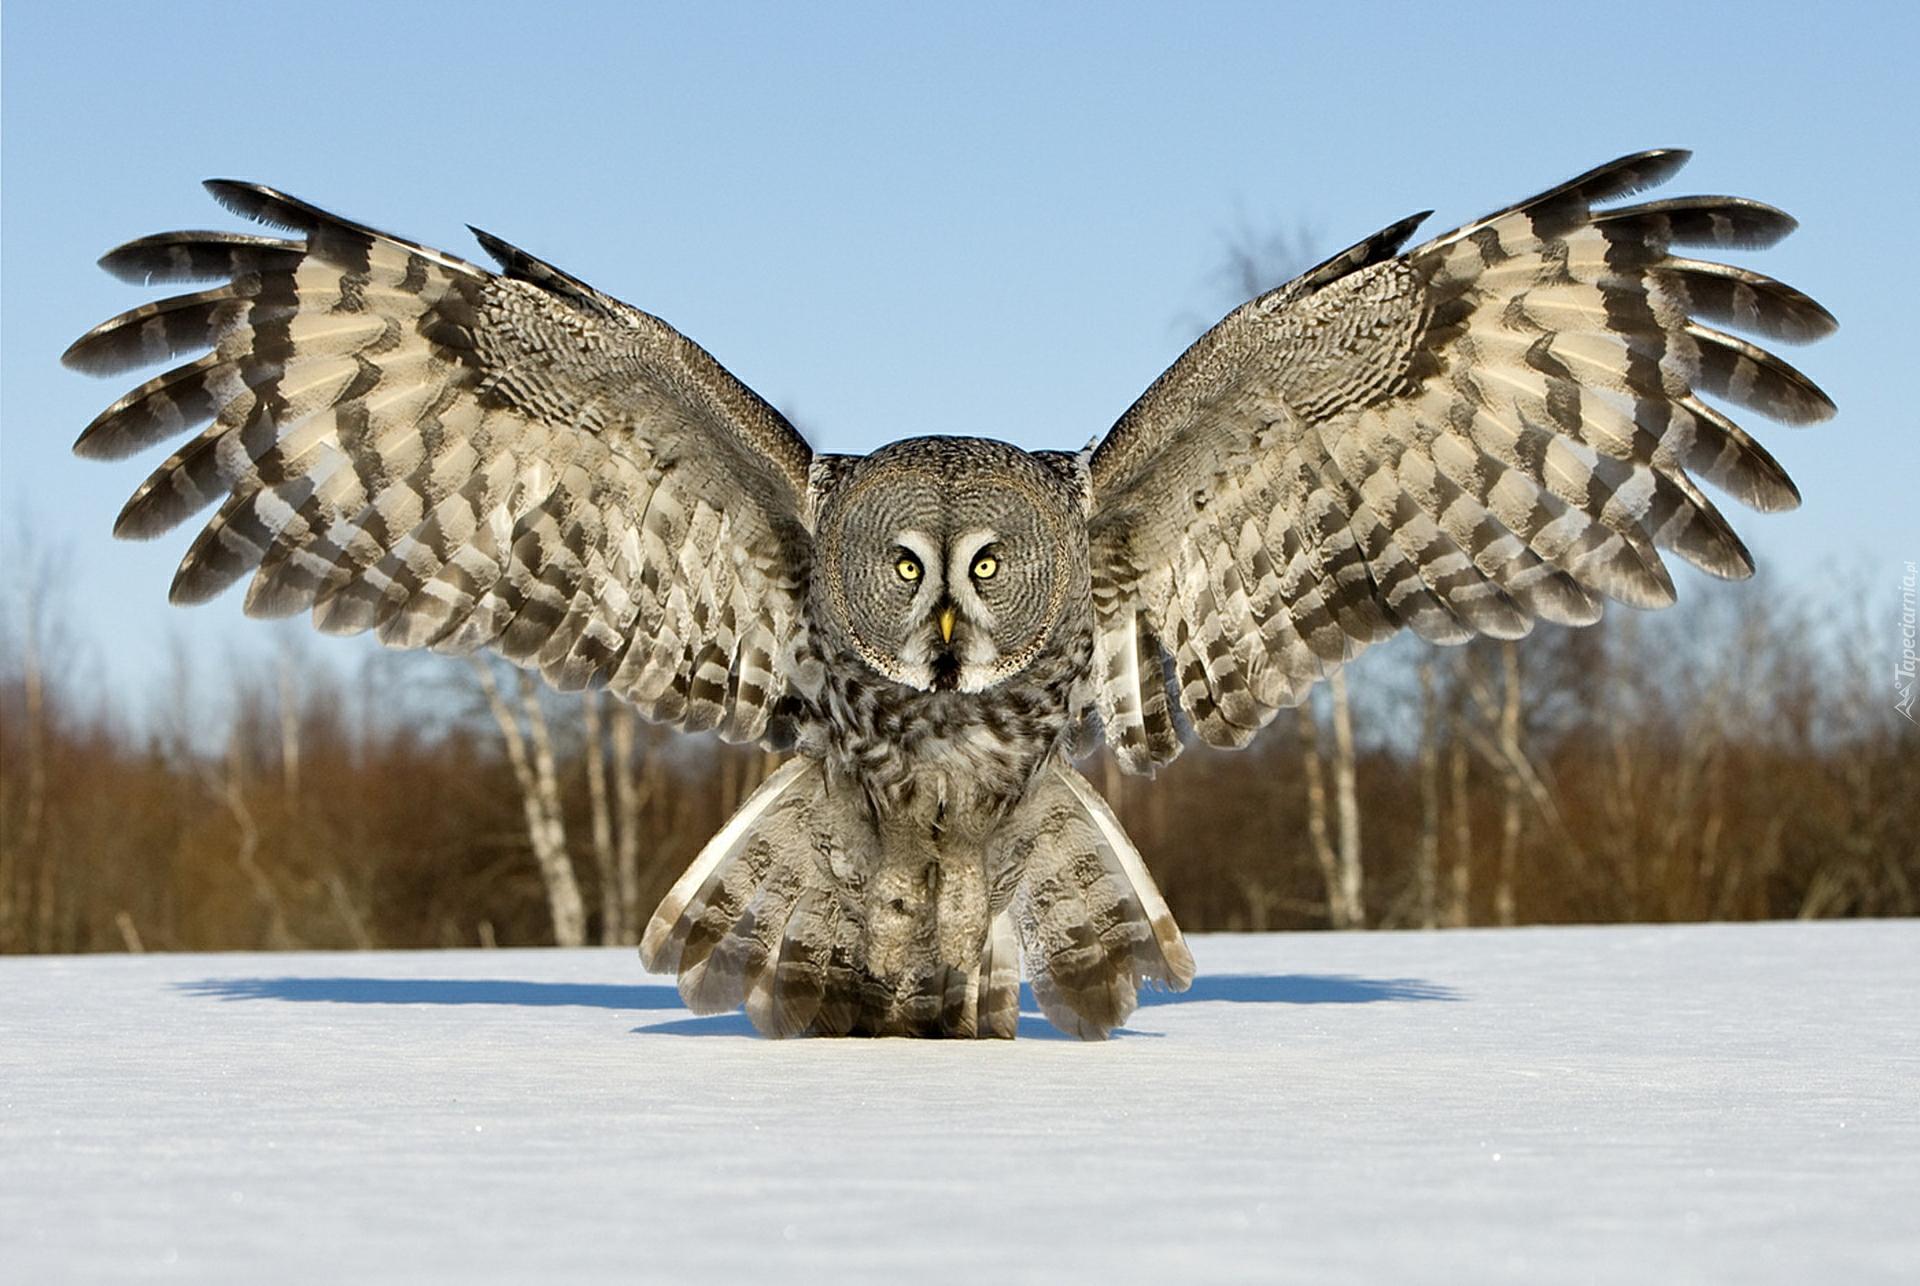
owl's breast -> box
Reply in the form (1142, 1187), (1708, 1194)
(809, 617), (1093, 830)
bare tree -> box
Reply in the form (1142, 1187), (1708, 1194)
(1490, 644), (1525, 926)
(1446, 727), (1474, 927)
(581, 690), (621, 946)
(608, 704), (646, 943)
(1297, 675), (1364, 929)
(275, 636), (304, 802)
(1, 594), (48, 948)
(1297, 698), (1341, 926)
(472, 661), (586, 947)
(1, 532), (73, 952)
(324, 873), (375, 949)
(200, 728), (296, 950)
(1417, 660), (1441, 929)
(1328, 672), (1363, 927)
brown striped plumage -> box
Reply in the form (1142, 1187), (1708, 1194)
(70, 150), (1831, 1037)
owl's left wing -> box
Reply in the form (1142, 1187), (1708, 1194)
(67, 183), (814, 745)
(1085, 150), (1834, 773)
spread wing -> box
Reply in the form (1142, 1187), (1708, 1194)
(67, 182), (814, 745)
(1086, 149), (1835, 772)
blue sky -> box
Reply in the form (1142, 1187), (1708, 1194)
(4, 1), (1913, 712)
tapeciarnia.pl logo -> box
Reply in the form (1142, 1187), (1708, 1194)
(1898, 560), (1917, 724)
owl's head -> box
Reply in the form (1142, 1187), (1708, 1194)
(812, 438), (1089, 694)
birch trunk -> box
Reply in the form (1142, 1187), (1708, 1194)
(1447, 729), (1473, 927)
(473, 662), (586, 947)
(276, 649), (302, 802)
(1417, 661), (1440, 930)
(206, 735), (294, 949)
(609, 704), (648, 944)
(1495, 643), (1524, 927)
(581, 690), (620, 946)
(1328, 670), (1364, 929)
(16, 570), (50, 950)
(1296, 697), (1348, 929)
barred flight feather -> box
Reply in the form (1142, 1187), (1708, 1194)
(1088, 149), (1834, 772)
(68, 181), (815, 747)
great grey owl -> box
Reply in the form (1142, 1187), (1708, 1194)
(67, 150), (1833, 1038)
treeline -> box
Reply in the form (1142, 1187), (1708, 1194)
(1, 573), (1913, 955)
(1114, 583), (1915, 932)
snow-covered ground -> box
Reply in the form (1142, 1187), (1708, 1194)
(4, 921), (1916, 1284)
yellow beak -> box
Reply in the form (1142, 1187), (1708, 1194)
(938, 605), (957, 644)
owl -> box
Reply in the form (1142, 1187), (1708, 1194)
(67, 150), (1833, 1038)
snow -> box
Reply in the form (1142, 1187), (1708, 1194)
(4, 921), (1917, 1284)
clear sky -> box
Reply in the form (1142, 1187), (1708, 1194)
(4, 1), (1914, 713)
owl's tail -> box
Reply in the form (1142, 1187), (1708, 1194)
(640, 756), (1195, 1040)
(1007, 763), (1196, 1039)
(639, 757), (1023, 1039)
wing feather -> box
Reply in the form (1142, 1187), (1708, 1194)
(1087, 150), (1833, 771)
(70, 183), (815, 746)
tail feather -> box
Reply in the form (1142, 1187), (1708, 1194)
(639, 757), (814, 978)
(744, 889), (828, 1038)
(802, 910), (876, 1038)
(642, 756), (1020, 1038)
(680, 858), (805, 1018)
(1020, 895), (1140, 1040)
(1054, 765), (1195, 988)
(643, 756), (1190, 1040)
(975, 912), (1021, 1040)
(642, 757), (829, 1027)
(1009, 764), (1195, 1039)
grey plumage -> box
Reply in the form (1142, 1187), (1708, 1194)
(1086, 149), (1834, 772)
(69, 181), (811, 744)
(68, 151), (1832, 1038)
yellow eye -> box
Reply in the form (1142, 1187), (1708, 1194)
(972, 554), (999, 580)
(896, 555), (922, 582)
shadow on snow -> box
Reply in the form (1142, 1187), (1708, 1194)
(178, 976), (690, 1010)
(180, 972), (1458, 1041)
(1145, 973), (1457, 1006)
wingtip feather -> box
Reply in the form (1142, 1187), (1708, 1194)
(202, 179), (312, 232)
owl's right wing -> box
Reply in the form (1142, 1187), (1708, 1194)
(1085, 150), (1834, 773)
(67, 182), (815, 746)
